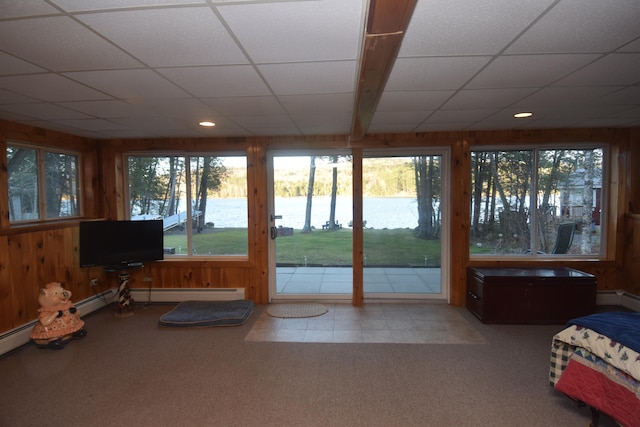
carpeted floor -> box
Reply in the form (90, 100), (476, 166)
(0, 303), (621, 427)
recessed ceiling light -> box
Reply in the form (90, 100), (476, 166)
(199, 121), (216, 127)
(513, 112), (533, 118)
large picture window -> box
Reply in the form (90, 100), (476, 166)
(7, 143), (80, 222)
(127, 154), (248, 258)
(470, 147), (605, 257)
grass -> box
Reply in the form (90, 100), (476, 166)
(163, 228), (441, 266)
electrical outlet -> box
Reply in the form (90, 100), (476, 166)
(90, 278), (98, 286)
(143, 276), (152, 282)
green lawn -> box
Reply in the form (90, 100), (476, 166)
(164, 228), (441, 266)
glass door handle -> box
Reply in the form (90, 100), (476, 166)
(270, 226), (278, 240)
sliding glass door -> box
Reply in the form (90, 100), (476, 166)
(268, 152), (353, 300)
(362, 151), (448, 300)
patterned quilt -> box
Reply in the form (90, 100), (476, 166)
(550, 318), (640, 427)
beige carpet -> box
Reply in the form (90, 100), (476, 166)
(266, 303), (328, 318)
(0, 304), (612, 426)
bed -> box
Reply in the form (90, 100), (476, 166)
(550, 312), (640, 427)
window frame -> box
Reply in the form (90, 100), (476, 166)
(124, 151), (249, 260)
(469, 143), (609, 260)
(6, 141), (82, 225)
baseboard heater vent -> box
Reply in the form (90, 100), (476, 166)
(129, 287), (246, 303)
(597, 290), (640, 312)
(0, 288), (116, 357)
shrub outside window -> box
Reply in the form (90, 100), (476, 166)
(470, 147), (604, 257)
(7, 143), (80, 222)
(127, 154), (248, 257)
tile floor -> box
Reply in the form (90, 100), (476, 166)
(244, 302), (487, 344)
(276, 267), (442, 294)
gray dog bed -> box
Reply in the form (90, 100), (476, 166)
(159, 300), (254, 327)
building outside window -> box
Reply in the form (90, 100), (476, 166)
(126, 154), (248, 258)
(7, 143), (80, 222)
(470, 146), (605, 257)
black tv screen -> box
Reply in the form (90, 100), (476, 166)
(79, 220), (164, 268)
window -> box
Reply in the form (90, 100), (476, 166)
(7, 143), (80, 222)
(470, 147), (605, 257)
(127, 154), (248, 258)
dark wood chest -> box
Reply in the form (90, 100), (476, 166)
(466, 267), (597, 324)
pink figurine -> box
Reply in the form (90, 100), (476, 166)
(30, 282), (87, 349)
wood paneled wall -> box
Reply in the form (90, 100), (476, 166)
(1, 120), (639, 336)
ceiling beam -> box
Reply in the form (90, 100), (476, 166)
(350, 0), (417, 141)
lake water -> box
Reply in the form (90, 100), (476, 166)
(202, 196), (421, 229)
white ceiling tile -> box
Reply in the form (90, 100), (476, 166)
(56, 100), (157, 118)
(63, 69), (190, 99)
(619, 37), (640, 52)
(386, 57), (491, 91)
(0, 89), (38, 105)
(376, 90), (454, 112)
(52, 119), (127, 131)
(245, 127), (301, 137)
(370, 111), (429, 126)
(507, 0), (640, 54)
(299, 125), (350, 136)
(202, 96), (286, 116)
(601, 87), (640, 105)
(291, 111), (351, 127)
(279, 94), (354, 115)
(466, 120), (524, 131)
(1, 0), (638, 138)
(466, 54), (600, 89)
(0, 103), (92, 120)
(77, 7), (248, 67)
(218, 0), (363, 63)
(232, 115), (296, 129)
(0, 110), (41, 123)
(0, 74), (112, 102)
(258, 61), (357, 95)
(605, 106), (640, 119)
(0, 0), (60, 18)
(426, 109), (498, 123)
(131, 98), (219, 121)
(367, 123), (419, 134)
(555, 53), (640, 86)
(400, 0), (555, 56)
(442, 88), (537, 110)
(414, 122), (471, 132)
(50, 0), (205, 12)
(0, 17), (143, 71)
(159, 66), (271, 97)
(21, 120), (103, 136)
(0, 52), (47, 75)
(514, 86), (624, 108)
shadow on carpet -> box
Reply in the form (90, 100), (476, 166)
(159, 300), (254, 327)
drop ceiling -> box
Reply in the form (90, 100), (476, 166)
(0, 0), (639, 140)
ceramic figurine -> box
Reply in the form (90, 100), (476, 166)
(30, 282), (87, 349)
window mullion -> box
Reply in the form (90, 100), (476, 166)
(185, 156), (193, 255)
(36, 148), (46, 220)
(530, 149), (538, 256)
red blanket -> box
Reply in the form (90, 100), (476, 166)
(556, 350), (640, 427)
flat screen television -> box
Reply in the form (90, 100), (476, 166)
(79, 220), (164, 269)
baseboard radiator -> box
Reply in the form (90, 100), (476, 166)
(0, 288), (117, 357)
(129, 287), (245, 303)
(597, 290), (640, 312)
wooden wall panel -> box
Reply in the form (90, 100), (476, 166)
(1, 119), (640, 337)
(0, 228), (99, 333)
